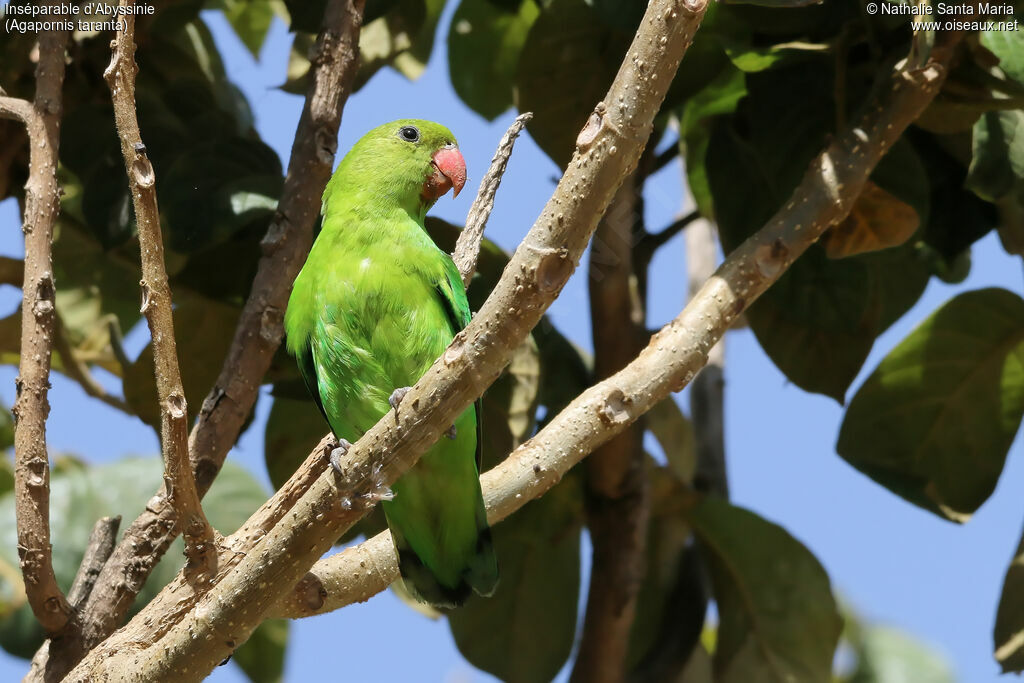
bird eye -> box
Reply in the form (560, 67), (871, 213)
(398, 125), (420, 143)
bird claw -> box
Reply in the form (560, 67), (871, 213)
(326, 438), (352, 477)
(363, 483), (395, 503)
(389, 386), (411, 412)
(445, 424), (457, 440)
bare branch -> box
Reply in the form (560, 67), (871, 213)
(58, 0), (366, 665)
(8, 12), (72, 636)
(574, 174), (649, 683)
(270, 31), (963, 623)
(685, 212), (727, 497)
(452, 112), (533, 287)
(67, 516), (121, 609)
(68, 0), (708, 677)
(105, 2), (216, 577)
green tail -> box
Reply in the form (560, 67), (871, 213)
(381, 403), (498, 608)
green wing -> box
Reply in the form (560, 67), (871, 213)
(435, 257), (483, 471)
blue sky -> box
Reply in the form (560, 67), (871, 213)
(1, 4), (1023, 681)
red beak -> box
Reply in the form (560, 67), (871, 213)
(423, 145), (467, 201)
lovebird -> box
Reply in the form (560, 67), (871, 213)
(284, 119), (498, 608)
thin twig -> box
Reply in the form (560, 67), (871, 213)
(5, 10), (72, 636)
(52, 313), (134, 415)
(105, 2), (216, 578)
(56, 0), (366, 671)
(67, 516), (121, 609)
(452, 112), (532, 287)
(266, 27), (964, 625)
(67, 0), (710, 677)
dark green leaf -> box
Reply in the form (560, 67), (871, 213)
(516, 0), (629, 166)
(627, 465), (706, 678)
(982, 9), (1024, 86)
(0, 402), (13, 453)
(233, 618), (289, 683)
(0, 456), (12, 498)
(583, 0), (646, 31)
(449, 476), (583, 683)
(837, 288), (1024, 521)
(264, 393), (327, 491)
(967, 110), (1024, 201)
(746, 246), (881, 403)
(160, 137), (282, 253)
(448, 0), (540, 120)
(687, 497), (842, 682)
(221, 0), (279, 58)
(123, 296), (241, 428)
(911, 128), (998, 268)
(0, 457), (267, 657)
(996, 520), (1024, 672)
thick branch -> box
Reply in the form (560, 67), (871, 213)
(67, 1), (707, 678)
(62, 0), (366, 665)
(105, 3), (215, 576)
(8, 12), (72, 636)
(574, 175), (649, 683)
(452, 112), (532, 287)
(270, 36), (961, 622)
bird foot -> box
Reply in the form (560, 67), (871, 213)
(326, 438), (353, 477)
(363, 483), (395, 503)
(445, 424), (457, 440)
(389, 386), (411, 412)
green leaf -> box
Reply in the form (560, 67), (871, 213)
(746, 246), (881, 403)
(0, 456), (12, 499)
(0, 403), (13, 454)
(982, 9), (1024, 87)
(220, 0), (281, 58)
(0, 457), (268, 658)
(967, 110), (1024, 202)
(996, 520), (1024, 672)
(646, 398), (696, 482)
(845, 624), (955, 683)
(837, 288), (1024, 521)
(515, 0), (629, 166)
(627, 465), (706, 677)
(911, 128), (998, 269)
(123, 296), (241, 429)
(233, 618), (289, 683)
(448, 0), (539, 120)
(449, 476), (583, 683)
(687, 497), (842, 682)
(160, 137), (282, 253)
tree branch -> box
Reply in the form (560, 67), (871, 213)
(66, 1), (708, 678)
(269, 31), (962, 623)
(66, 516), (121, 610)
(685, 212), (727, 497)
(55, 0), (366, 668)
(573, 174), (649, 683)
(6, 11), (72, 636)
(105, 1), (216, 577)
(452, 112), (532, 287)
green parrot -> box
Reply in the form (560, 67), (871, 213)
(284, 119), (498, 608)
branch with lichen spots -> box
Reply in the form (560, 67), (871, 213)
(2, 10), (73, 636)
(105, 3), (216, 578)
(65, 0), (707, 678)
(452, 112), (532, 287)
